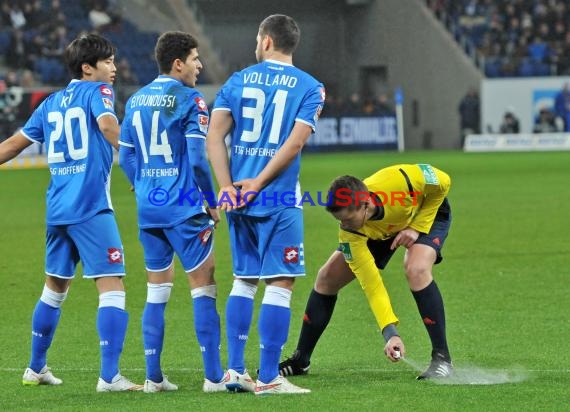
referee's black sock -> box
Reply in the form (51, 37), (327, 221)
(295, 289), (337, 365)
(411, 280), (451, 362)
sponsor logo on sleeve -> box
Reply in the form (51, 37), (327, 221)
(194, 96), (208, 112)
(99, 85), (113, 97)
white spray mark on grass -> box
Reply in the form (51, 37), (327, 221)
(401, 357), (529, 385)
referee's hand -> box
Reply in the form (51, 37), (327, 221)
(384, 336), (405, 362)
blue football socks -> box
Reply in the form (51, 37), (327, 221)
(142, 302), (166, 382)
(258, 286), (292, 383)
(97, 291), (128, 383)
(29, 300), (61, 372)
(258, 303), (290, 383)
(226, 295), (254, 373)
(192, 293), (223, 382)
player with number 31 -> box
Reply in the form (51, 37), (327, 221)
(207, 14), (325, 395)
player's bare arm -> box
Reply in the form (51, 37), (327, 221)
(206, 207), (221, 227)
(98, 114), (120, 150)
(206, 110), (238, 211)
(235, 121), (312, 192)
(0, 132), (33, 165)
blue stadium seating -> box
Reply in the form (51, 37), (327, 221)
(427, 1), (565, 78)
(534, 62), (551, 77)
(4, 1), (213, 86)
(23, 0), (162, 86)
(484, 58), (502, 77)
(517, 58), (535, 77)
(0, 31), (11, 55)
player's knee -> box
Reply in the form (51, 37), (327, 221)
(315, 265), (341, 294)
(95, 276), (125, 293)
(404, 262), (432, 285)
(203, 255), (215, 275)
(315, 264), (331, 284)
(189, 257), (215, 284)
(189, 270), (216, 289)
(203, 261), (215, 279)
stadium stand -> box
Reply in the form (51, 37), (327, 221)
(425, 0), (569, 77)
(0, 0), (161, 86)
(0, 0), (485, 148)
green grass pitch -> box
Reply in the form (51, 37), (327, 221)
(0, 150), (568, 411)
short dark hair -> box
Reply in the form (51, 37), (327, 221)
(155, 31), (199, 74)
(65, 34), (116, 79)
(325, 175), (368, 213)
(259, 14), (300, 55)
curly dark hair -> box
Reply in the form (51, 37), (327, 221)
(155, 31), (199, 74)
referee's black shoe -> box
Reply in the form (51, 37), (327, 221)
(278, 350), (310, 377)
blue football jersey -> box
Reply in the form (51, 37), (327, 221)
(213, 59), (325, 217)
(119, 76), (210, 228)
(21, 80), (117, 225)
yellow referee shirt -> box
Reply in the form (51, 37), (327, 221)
(338, 164), (451, 331)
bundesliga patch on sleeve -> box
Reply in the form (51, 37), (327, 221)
(339, 243), (352, 260)
(314, 105), (323, 122)
(198, 114), (209, 133)
(102, 97), (113, 109)
(418, 164), (439, 185)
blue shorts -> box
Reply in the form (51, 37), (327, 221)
(365, 198), (451, 269)
(45, 211), (125, 279)
(139, 213), (214, 272)
(227, 208), (305, 278)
